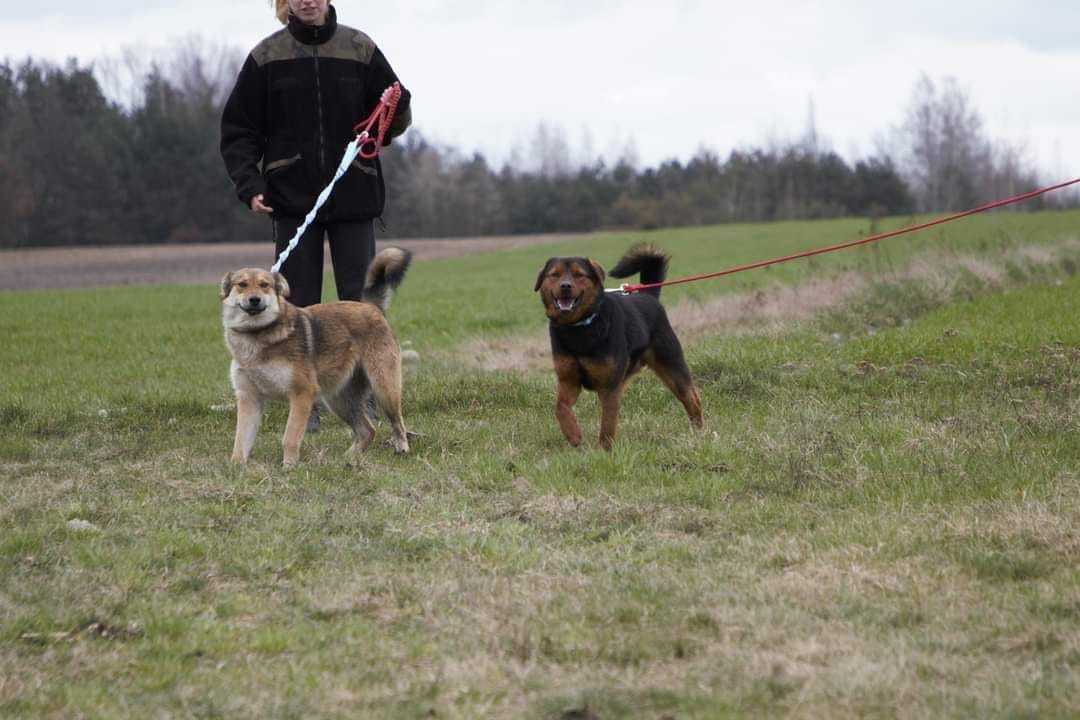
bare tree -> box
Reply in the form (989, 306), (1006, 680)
(528, 122), (573, 178)
(800, 94), (820, 156)
(169, 36), (244, 109)
(897, 75), (981, 211)
(95, 47), (153, 109)
(95, 38), (243, 111)
(894, 74), (1039, 212)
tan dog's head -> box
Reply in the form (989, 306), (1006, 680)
(534, 257), (606, 325)
(219, 268), (290, 331)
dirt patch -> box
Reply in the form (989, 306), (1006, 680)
(0, 234), (576, 291)
(462, 273), (870, 373)
(667, 272), (867, 333)
(461, 244), (1073, 373)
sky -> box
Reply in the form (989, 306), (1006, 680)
(3, 1), (1078, 179)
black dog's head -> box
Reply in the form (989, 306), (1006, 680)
(534, 257), (606, 325)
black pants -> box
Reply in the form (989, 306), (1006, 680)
(272, 217), (375, 308)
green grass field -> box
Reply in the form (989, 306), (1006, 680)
(2, 211), (1079, 719)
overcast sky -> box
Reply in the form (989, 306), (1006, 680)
(4, 1), (1078, 179)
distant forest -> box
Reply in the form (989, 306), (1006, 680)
(0, 48), (1068, 249)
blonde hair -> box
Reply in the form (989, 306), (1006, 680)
(272, 0), (288, 24)
(272, 0), (332, 25)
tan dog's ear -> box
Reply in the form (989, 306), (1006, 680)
(273, 272), (290, 298)
(219, 272), (234, 300)
(534, 258), (556, 292)
(587, 259), (606, 285)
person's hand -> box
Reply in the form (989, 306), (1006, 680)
(250, 194), (273, 214)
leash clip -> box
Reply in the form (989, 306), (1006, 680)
(355, 130), (379, 160)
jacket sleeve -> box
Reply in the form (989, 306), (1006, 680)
(367, 46), (412, 146)
(220, 54), (268, 207)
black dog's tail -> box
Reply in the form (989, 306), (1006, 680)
(363, 247), (412, 312)
(608, 244), (669, 298)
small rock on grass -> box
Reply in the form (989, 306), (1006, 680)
(66, 519), (100, 532)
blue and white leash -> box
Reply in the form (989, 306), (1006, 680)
(271, 136), (365, 273)
(269, 83), (402, 273)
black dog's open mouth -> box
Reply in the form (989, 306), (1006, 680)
(554, 296), (579, 313)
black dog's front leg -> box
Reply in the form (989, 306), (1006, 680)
(596, 384), (625, 450)
(553, 355), (583, 446)
(556, 381), (583, 447)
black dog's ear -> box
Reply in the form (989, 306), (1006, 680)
(587, 258), (606, 285)
(219, 272), (234, 300)
(273, 272), (290, 298)
(534, 258), (556, 292)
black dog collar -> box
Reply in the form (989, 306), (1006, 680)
(569, 313), (598, 327)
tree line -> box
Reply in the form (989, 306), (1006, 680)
(0, 51), (1065, 249)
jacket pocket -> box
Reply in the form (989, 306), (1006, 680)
(350, 156), (378, 176)
(265, 154), (302, 175)
(263, 153), (311, 216)
(333, 157), (384, 219)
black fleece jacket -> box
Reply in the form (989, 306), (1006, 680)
(220, 6), (412, 221)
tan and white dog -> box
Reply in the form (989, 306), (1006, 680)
(220, 248), (412, 466)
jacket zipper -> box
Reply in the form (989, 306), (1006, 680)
(313, 47), (326, 174)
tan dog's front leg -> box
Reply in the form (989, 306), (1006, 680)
(555, 380), (583, 447)
(282, 391), (317, 467)
(232, 393), (263, 463)
(597, 385), (625, 451)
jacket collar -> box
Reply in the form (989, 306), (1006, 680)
(287, 4), (338, 45)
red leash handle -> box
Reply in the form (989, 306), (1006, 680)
(619, 177), (1080, 294)
(352, 82), (403, 160)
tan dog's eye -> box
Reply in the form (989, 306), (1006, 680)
(237, 282), (249, 289)
(259, 282), (270, 289)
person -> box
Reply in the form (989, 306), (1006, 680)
(221, 0), (412, 310)
(221, 0), (412, 430)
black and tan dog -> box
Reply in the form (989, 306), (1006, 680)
(535, 244), (703, 449)
(220, 248), (411, 466)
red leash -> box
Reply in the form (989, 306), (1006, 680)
(352, 82), (402, 160)
(616, 177), (1080, 295)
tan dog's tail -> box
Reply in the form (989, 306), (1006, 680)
(363, 247), (412, 312)
(609, 244), (669, 298)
